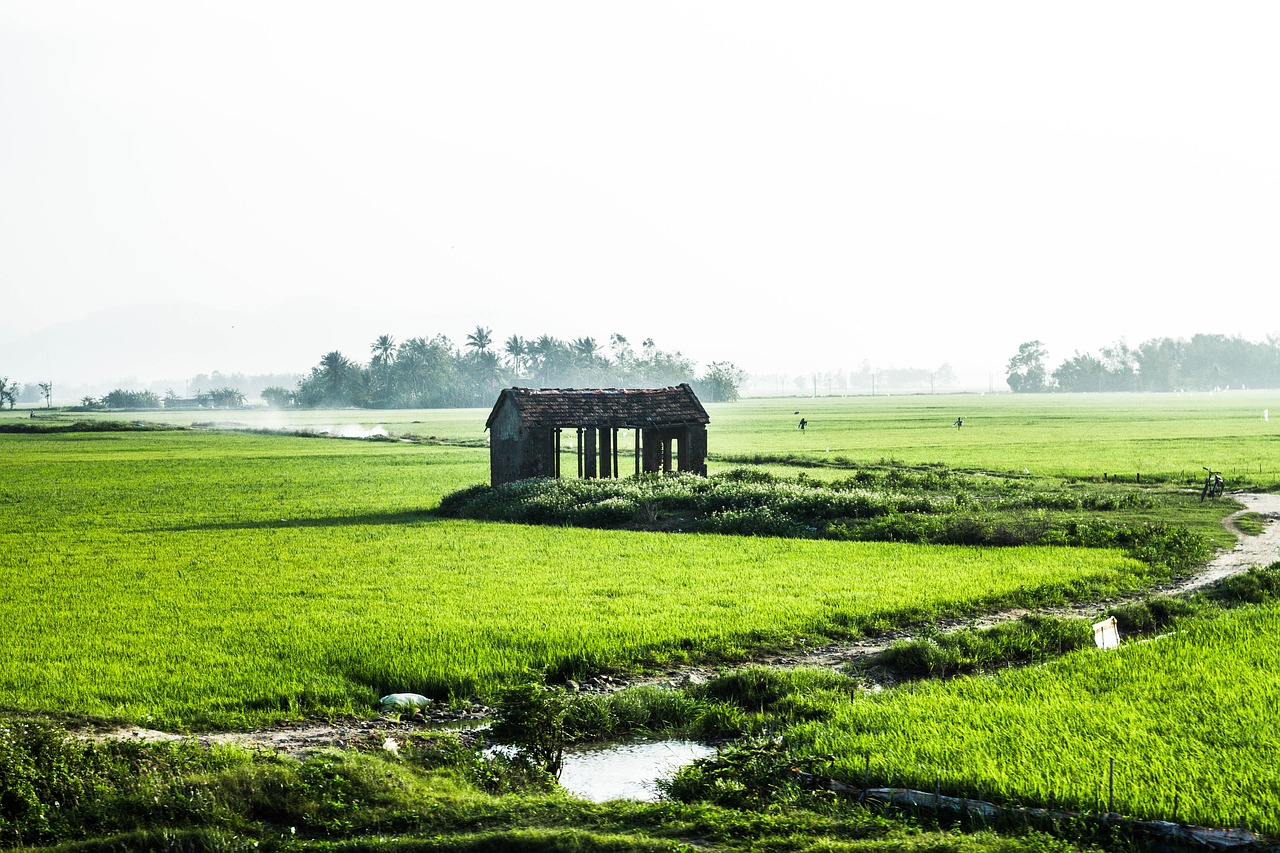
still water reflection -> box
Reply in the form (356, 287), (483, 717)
(558, 739), (716, 802)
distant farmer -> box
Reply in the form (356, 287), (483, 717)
(953, 417), (963, 428)
(798, 418), (807, 431)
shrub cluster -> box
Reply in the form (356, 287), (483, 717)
(438, 468), (1207, 569)
(0, 720), (238, 847)
(0, 720), (107, 845)
(438, 471), (921, 529)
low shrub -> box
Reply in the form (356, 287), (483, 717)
(870, 615), (1094, 680)
(658, 737), (801, 810)
(1210, 563), (1280, 605)
(434, 468), (1211, 566)
(692, 667), (858, 721)
(1110, 597), (1199, 634)
(0, 720), (111, 845)
(1126, 522), (1213, 571)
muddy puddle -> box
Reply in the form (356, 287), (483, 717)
(558, 739), (715, 801)
(485, 738), (715, 802)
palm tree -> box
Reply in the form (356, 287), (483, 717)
(571, 336), (600, 366)
(609, 333), (633, 363)
(528, 335), (570, 386)
(527, 334), (554, 373)
(318, 351), (354, 402)
(504, 335), (527, 379)
(465, 325), (493, 353)
(394, 337), (431, 403)
(370, 334), (396, 366)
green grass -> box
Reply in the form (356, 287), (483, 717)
(1235, 511), (1267, 535)
(3, 389), (1271, 731)
(12, 388), (1280, 483)
(2, 393), (1278, 847)
(5, 405), (492, 444)
(1, 429), (1161, 729)
(707, 390), (1280, 485)
(860, 567), (1280, 681)
(789, 598), (1280, 834)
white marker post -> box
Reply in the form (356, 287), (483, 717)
(1092, 616), (1120, 650)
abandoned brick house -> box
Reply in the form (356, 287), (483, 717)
(485, 384), (710, 486)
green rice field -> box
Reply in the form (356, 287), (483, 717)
(793, 599), (1280, 832)
(2, 391), (1278, 839)
(17, 387), (1280, 481)
(1, 427), (1150, 728)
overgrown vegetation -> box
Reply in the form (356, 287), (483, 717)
(438, 469), (1213, 571)
(2, 715), (1106, 852)
(488, 669), (863, 778)
(866, 615), (1095, 681)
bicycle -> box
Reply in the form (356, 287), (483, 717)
(1201, 467), (1224, 501)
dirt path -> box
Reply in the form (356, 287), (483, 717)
(1172, 492), (1280, 591)
(90, 493), (1280, 758)
(752, 489), (1280, 666)
(762, 491), (1280, 672)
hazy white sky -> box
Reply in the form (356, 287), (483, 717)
(2, 2), (1277, 389)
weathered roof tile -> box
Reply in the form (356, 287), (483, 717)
(486, 384), (710, 430)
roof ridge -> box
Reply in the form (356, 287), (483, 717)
(485, 385), (709, 430)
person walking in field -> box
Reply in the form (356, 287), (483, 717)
(953, 417), (963, 428)
(798, 418), (807, 431)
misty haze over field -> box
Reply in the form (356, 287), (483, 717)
(2, 3), (1277, 399)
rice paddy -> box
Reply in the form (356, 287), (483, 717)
(2, 390), (1278, 841)
(1, 428), (1151, 728)
(791, 599), (1280, 833)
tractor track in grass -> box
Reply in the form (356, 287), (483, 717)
(87, 493), (1280, 758)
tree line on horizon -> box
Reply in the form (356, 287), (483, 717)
(263, 328), (747, 409)
(1006, 333), (1280, 392)
(16, 329), (1276, 414)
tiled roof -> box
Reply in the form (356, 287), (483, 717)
(486, 384), (710, 430)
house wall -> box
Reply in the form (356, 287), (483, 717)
(489, 401), (556, 486)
